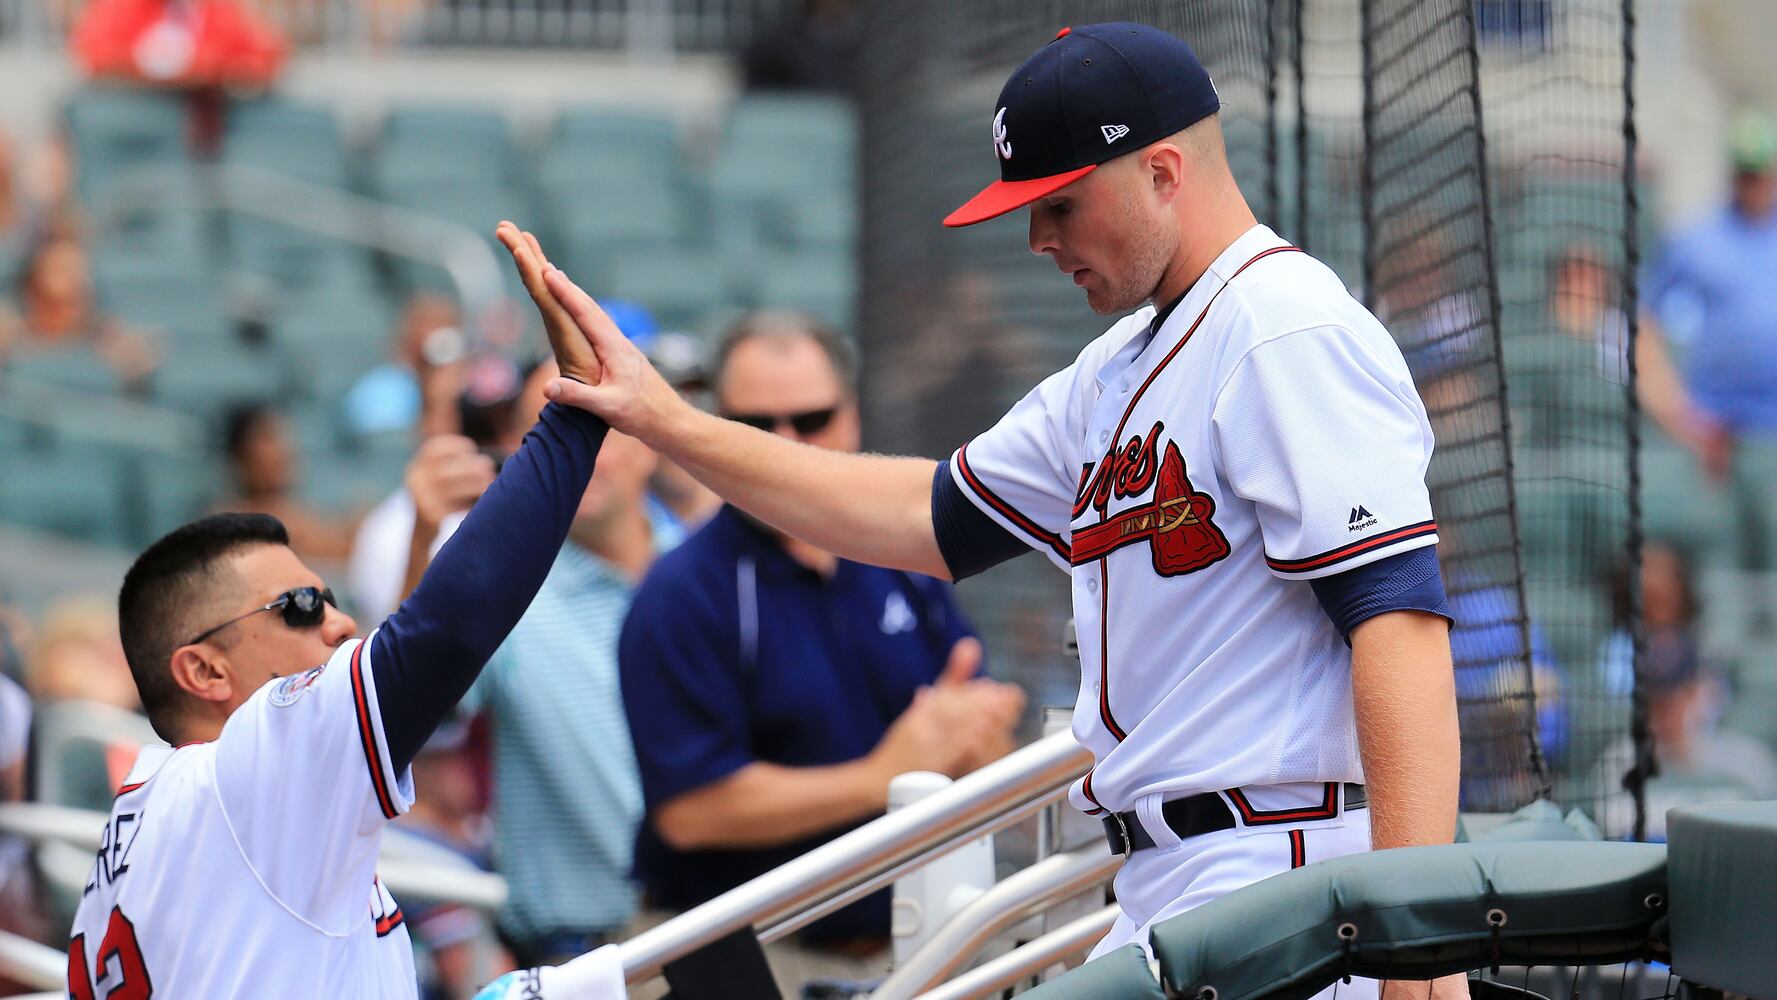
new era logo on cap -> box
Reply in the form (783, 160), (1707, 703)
(944, 22), (1223, 227)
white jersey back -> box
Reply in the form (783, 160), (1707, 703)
(67, 635), (418, 999)
(950, 225), (1437, 818)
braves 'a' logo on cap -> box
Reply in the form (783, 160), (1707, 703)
(993, 107), (1013, 161)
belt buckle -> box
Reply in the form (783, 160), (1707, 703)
(1109, 811), (1133, 857)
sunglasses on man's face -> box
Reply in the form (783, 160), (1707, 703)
(723, 406), (841, 436)
(184, 586), (337, 647)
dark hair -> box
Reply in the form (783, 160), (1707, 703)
(118, 513), (289, 739)
(1609, 537), (1695, 629)
(223, 403), (279, 462)
(712, 311), (857, 398)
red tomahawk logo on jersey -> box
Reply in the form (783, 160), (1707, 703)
(1070, 430), (1230, 576)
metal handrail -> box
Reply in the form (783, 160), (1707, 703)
(913, 906), (1121, 1000)
(0, 802), (508, 910)
(620, 731), (1094, 984)
(90, 163), (511, 345)
(0, 930), (64, 992)
(869, 846), (1119, 1000)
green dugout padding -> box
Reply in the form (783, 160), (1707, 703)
(1666, 801), (1777, 999)
(1023, 841), (1667, 1000)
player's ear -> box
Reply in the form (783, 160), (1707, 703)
(168, 644), (236, 706)
(1144, 141), (1187, 203)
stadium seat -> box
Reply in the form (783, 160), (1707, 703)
(724, 94), (857, 162)
(750, 252), (856, 332)
(604, 246), (730, 332)
(375, 105), (515, 187)
(223, 98), (351, 189)
(0, 445), (129, 545)
(151, 341), (293, 416)
(551, 106), (682, 164)
(65, 87), (191, 204)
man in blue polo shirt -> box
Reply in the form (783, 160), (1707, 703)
(618, 312), (1024, 995)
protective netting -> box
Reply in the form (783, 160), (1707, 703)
(857, 0), (1639, 828)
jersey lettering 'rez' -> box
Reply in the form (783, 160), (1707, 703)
(66, 636), (420, 999)
(949, 225), (1439, 818)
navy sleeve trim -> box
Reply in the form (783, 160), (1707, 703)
(932, 458), (1031, 581)
(371, 403), (609, 773)
(1308, 545), (1453, 644)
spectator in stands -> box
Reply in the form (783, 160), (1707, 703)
(1642, 107), (1777, 486)
(214, 403), (359, 564)
(1551, 243), (1630, 381)
(619, 311), (1023, 995)
(396, 719), (516, 1000)
(342, 293), (468, 442)
(26, 595), (139, 713)
(72, 0), (287, 89)
(5, 232), (158, 391)
(1592, 540), (1777, 839)
(459, 358), (680, 968)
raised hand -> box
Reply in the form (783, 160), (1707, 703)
(536, 261), (691, 448)
(495, 221), (601, 386)
(406, 434), (496, 530)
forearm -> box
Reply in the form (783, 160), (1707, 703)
(399, 519), (437, 608)
(653, 758), (892, 851)
(371, 404), (608, 770)
(1350, 609), (1460, 849)
(657, 405), (950, 578)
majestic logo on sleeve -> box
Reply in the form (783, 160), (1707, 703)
(1068, 422), (1230, 575)
(993, 107), (1013, 161)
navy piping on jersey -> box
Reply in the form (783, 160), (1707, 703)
(1267, 520), (1439, 574)
(1308, 545), (1452, 642)
(350, 640), (399, 820)
(931, 460), (1028, 581)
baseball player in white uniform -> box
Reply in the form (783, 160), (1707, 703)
(67, 224), (629, 1000)
(514, 22), (1461, 999)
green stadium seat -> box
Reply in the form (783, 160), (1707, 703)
(223, 98), (350, 188)
(65, 88), (191, 203)
(5, 344), (128, 396)
(603, 246), (730, 332)
(552, 107), (681, 162)
(1639, 432), (1736, 566)
(151, 341), (293, 415)
(0, 445), (129, 545)
(375, 106), (514, 187)
(724, 95), (857, 160)
(749, 252), (856, 332)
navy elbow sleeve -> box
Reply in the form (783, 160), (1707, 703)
(932, 459), (1030, 581)
(1309, 546), (1452, 643)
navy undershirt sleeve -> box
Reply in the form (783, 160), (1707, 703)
(931, 458), (1030, 581)
(1309, 545), (1453, 644)
(370, 402), (609, 771)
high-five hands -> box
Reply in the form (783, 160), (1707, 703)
(495, 221), (691, 448)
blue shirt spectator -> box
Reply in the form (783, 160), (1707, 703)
(1645, 109), (1777, 431)
(621, 505), (975, 940)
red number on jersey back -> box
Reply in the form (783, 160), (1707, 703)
(69, 907), (153, 998)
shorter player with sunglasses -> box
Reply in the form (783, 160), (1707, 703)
(64, 226), (632, 999)
(616, 312), (1024, 995)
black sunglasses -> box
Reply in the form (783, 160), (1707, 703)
(724, 406), (840, 436)
(184, 587), (337, 647)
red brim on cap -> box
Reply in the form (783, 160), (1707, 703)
(942, 164), (1098, 228)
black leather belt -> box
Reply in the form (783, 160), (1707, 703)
(1101, 782), (1366, 856)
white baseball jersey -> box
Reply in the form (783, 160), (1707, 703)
(950, 224), (1437, 819)
(67, 634), (418, 999)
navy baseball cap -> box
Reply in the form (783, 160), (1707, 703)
(944, 23), (1221, 228)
